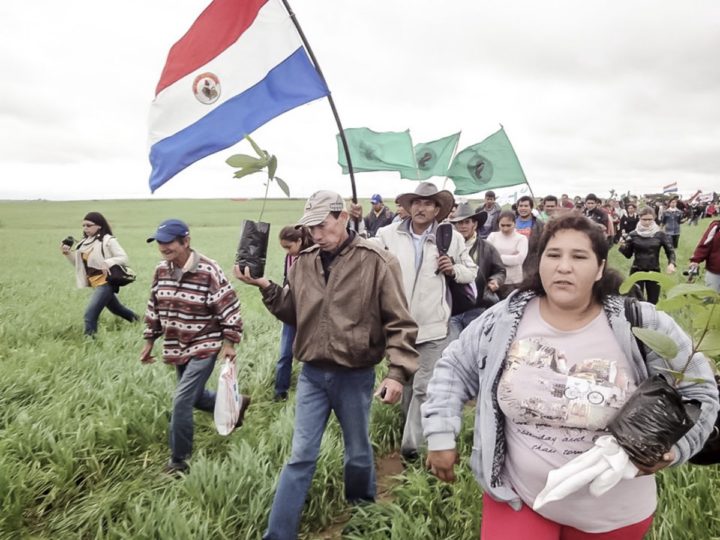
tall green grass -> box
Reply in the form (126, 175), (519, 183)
(0, 200), (718, 539)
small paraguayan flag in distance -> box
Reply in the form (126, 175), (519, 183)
(447, 127), (527, 196)
(398, 132), (461, 181)
(337, 128), (416, 174)
(148, 0), (329, 193)
(663, 182), (679, 193)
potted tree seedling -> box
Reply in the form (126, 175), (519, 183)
(611, 272), (720, 466)
(226, 135), (290, 278)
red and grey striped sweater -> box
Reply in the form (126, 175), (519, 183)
(143, 251), (242, 365)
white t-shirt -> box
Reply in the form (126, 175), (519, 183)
(498, 298), (656, 532)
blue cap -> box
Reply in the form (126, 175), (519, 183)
(147, 219), (190, 243)
(370, 194), (383, 204)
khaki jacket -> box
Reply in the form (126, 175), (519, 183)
(373, 220), (477, 343)
(261, 235), (418, 384)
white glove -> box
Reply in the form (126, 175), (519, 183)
(533, 435), (638, 511)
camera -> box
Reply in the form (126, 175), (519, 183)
(683, 266), (700, 282)
(61, 235), (76, 247)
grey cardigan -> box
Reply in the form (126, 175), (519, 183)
(422, 290), (719, 509)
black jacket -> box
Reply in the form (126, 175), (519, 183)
(469, 237), (506, 307)
(619, 214), (639, 236)
(363, 206), (394, 237)
(619, 230), (676, 271)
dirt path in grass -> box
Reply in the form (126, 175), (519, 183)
(311, 451), (405, 540)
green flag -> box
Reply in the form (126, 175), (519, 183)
(447, 127), (527, 196)
(398, 132), (461, 180)
(337, 128), (415, 173)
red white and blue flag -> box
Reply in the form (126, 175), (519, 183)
(663, 181), (678, 194)
(148, 0), (329, 192)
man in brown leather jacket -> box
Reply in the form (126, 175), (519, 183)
(235, 190), (418, 540)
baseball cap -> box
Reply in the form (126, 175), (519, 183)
(296, 191), (345, 227)
(146, 219), (190, 243)
(370, 194), (383, 204)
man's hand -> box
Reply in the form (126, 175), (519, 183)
(374, 378), (403, 404)
(233, 264), (271, 289)
(219, 340), (237, 362)
(487, 279), (499, 292)
(437, 255), (455, 277)
(635, 450), (675, 476)
(139, 341), (155, 364)
(666, 263), (676, 274)
(689, 262), (700, 272)
(426, 449), (460, 483)
(348, 202), (363, 221)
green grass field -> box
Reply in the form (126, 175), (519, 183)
(1, 199), (718, 539)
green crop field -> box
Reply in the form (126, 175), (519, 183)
(1, 199), (719, 539)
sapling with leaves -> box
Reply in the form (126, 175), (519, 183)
(610, 271), (720, 466)
(226, 135), (290, 222)
(620, 271), (720, 381)
(226, 135), (289, 278)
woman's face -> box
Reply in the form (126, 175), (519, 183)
(539, 229), (604, 309)
(499, 217), (515, 235)
(639, 214), (654, 226)
(82, 220), (100, 237)
(280, 239), (302, 256)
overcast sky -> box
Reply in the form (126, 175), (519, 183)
(1, 1), (719, 202)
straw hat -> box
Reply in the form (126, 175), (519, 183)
(449, 202), (488, 229)
(396, 182), (455, 223)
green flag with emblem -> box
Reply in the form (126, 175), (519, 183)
(337, 128), (416, 173)
(398, 132), (461, 180)
(447, 127), (527, 195)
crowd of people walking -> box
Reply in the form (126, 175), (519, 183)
(58, 185), (719, 539)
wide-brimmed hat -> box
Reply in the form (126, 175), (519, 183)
(396, 182), (455, 223)
(449, 202), (488, 228)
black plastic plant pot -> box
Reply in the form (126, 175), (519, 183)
(608, 374), (695, 468)
(235, 220), (270, 279)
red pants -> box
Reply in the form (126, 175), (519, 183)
(480, 493), (653, 540)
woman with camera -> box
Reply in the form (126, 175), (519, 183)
(422, 213), (717, 539)
(60, 211), (138, 336)
(618, 206), (676, 304)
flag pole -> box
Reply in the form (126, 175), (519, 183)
(280, 0), (358, 204)
(441, 132), (462, 193)
(500, 124), (536, 202)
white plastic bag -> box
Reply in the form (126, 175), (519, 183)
(214, 357), (240, 436)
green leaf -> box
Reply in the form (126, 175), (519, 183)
(654, 367), (687, 382)
(620, 271), (675, 295)
(698, 330), (720, 355)
(632, 327), (679, 360)
(233, 167), (263, 179)
(226, 154), (262, 168)
(274, 176), (290, 198)
(655, 295), (689, 312)
(245, 135), (264, 158)
(666, 283), (720, 300)
(268, 155), (278, 180)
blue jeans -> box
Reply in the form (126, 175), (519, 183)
(264, 363), (376, 540)
(169, 355), (217, 463)
(275, 324), (296, 396)
(84, 283), (137, 336)
(447, 307), (485, 342)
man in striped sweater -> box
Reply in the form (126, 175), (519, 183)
(140, 219), (248, 475)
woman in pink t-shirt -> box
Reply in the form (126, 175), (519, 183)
(424, 214), (718, 540)
(487, 210), (528, 298)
